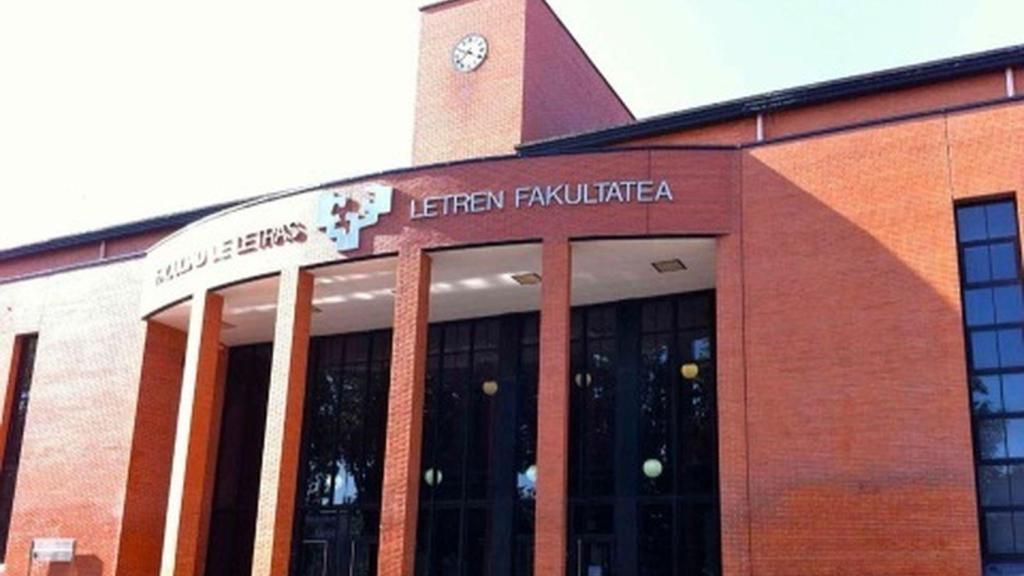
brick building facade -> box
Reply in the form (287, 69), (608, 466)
(1, 1), (1023, 575)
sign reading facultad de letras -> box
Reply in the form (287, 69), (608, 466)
(153, 222), (307, 286)
(151, 178), (677, 287)
(409, 179), (674, 220)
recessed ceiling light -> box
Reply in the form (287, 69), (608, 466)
(651, 259), (687, 273)
(510, 272), (542, 286)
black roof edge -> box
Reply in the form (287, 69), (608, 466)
(419, 0), (469, 12)
(518, 43), (1024, 155)
(0, 201), (242, 261)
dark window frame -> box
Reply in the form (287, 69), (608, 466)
(292, 329), (392, 576)
(0, 333), (38, 562)
(956, 196), (1024, 568)
(416, 313), (538, 576)
(568, 291), (720, 576)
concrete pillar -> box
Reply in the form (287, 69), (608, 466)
(251, 268), (314, 576)
(377, 248), (432, 576)
(535, 239), (572, 576)
(159, 291), (225, 576)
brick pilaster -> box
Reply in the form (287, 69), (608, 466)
(251, 268), (314, 576)
(378, 248), (432, 576)
(535, 238), (571, 576)
(159, 291), (225, 576)
(715, 233), (752, 576)
(116, 322), (188, 576)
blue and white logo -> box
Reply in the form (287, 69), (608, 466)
(316, 184), (393, 252)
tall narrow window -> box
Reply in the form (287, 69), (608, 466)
(295, 330), (392, 576)
(567, 292), (719, 576)
(415, 314), (537, 576)
(956, 200), (1024, 573)
(0, 334), (37, 561)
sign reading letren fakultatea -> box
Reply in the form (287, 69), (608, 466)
(410, 179), (674, 220)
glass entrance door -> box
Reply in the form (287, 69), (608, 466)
(297, 512), (378, 576)
(342, 537), (377, 576)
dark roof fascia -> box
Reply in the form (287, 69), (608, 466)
(0, 201), (241, 261)
(518, 43), (1024, 154)
(0, 252), (146, 287)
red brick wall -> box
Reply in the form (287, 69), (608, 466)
(0, 260), (150, 576)
(603, 72), (1008, 150)
(520, 0), (632, 144)
(946, 100), (1024, 202)
(377, 249), (432, 576)
(535, 238), (571, 576)
(115, 321), (186, 576)
(714, 147), (751, 576)
(412, 0), (632, 165)
(739, 116), (980, 574)
(412, 0), (528, 165)
(764, 72), (1004, 140)
(4, 85), (1024, 576)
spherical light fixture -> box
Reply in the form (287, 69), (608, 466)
(525, 464), (537, 483)
(680, 363), (699, 380)
(574, 373), (592, 387)
(424, 468), (443, 487)
(482, 379), (499, 396)
(642, 458), (664, 479)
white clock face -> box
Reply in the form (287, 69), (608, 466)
(452, 34), (488, 73)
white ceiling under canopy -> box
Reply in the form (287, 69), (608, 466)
(152, 238), (715, 346)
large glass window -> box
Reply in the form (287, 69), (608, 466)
(0, 334), (36, 562)
(415, 314), (538, 576)
(294, 330), (392, 576)
(569, 292), (719, 576)
(956, 199), (1024, 574)
(293, 290), (717, 576)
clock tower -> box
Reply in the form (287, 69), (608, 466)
(412, 0), (633, 165)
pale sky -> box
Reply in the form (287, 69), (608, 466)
(1, 1), (1022, 250)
